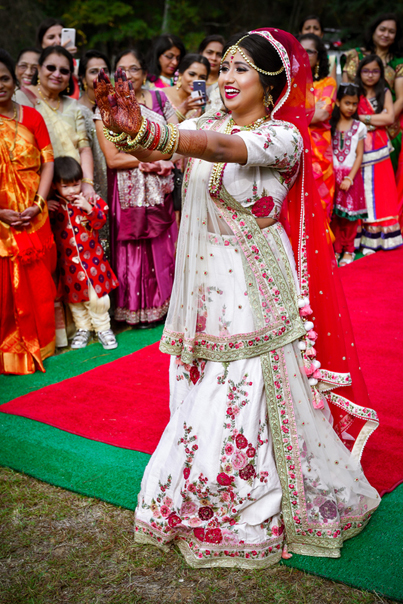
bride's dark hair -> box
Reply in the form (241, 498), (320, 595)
(222, 32), (287, 104)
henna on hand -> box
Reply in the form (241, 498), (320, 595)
(94, 70), (119, 132)
(112, 68), (142, 137)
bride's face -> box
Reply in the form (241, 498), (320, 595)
(218, 49), (265, 115)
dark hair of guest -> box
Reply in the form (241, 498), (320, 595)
(297, 33), (329, 80)
(0, 48), (18, 85)
(36, 18), (65, 48)
(54, 156), (83, 184)
(364, 13), (403, 57)
(31, 46), (75, 96)
(330, 83), (360, 136)
(198, 35), (225, 54)
(178, 54), (210, 78)
(356, 54), (386, 113)
(146, 34), (186, 82)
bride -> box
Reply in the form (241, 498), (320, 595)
(95, 28), (380, 568)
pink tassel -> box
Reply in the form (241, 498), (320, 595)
(306, 347), (317, 358)
(304, 364), (315, 377)
(312, 391), (325, 409)
(307, 330), (318, 341)
(300, 305), (313, 317)
(312, 369), (322, 379)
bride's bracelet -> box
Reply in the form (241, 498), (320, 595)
(107, 118), (180, 156)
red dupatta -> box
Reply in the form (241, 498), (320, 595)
(252, 29), (378, 458)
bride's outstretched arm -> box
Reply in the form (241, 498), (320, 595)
(95, 69), (248, 165)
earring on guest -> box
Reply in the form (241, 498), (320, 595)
(83, 81), (88, 92)
(176, 76), (182, 90)
(314, 63), (320, 79)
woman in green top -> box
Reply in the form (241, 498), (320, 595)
(342, 13), (403, 171)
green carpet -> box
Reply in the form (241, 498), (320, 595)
(0, 324), (402, 601)
(0, 324), (164, 404)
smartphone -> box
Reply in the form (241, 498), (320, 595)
(61, 28), (76, 50)
(191, 80), (207, 104)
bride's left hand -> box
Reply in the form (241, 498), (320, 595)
(94, 68), (143, 138)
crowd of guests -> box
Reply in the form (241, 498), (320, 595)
(1, 13), (402, 375)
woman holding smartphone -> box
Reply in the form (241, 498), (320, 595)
(163, 54), (210, 122)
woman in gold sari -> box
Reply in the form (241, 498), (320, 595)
(0, 50), (56, 374)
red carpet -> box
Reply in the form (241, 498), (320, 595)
(339, 248), (403, 495)
(1, 248), (402, 494)
(0, 343), (170, 454)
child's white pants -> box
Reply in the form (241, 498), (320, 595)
(68, 282), (111, 333)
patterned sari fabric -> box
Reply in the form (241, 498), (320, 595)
(357, 96), (403, 252)
(0, 106), (56, 374)
(134, 30), (380, 568)
(308, 77), (337, 218)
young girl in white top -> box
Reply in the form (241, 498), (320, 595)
(330, 83), (367, 266)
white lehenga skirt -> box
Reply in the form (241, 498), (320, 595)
(134, 226), (379, 568)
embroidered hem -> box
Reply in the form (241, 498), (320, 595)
(135, 520), (284, 569)
(115, 299), (169, 325)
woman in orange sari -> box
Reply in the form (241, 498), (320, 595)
(0, 50), (56, 374)
(299, 34), (337, 218)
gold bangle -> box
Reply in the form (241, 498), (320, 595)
(34, 194), (46, 212)
(103, 127), (128, 143)
(82, 178), (94, 185)
(175, 109), (187, 123)
(344, 176), (353, 184)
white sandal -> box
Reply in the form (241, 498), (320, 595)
(71, 329), (91, 349)
(97, 329), (118, 350)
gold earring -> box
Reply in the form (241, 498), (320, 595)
(143, 77), (146, 86)
(264, 90), (273, 108)
(314, 63), (320, 79)
(83, 81), (88, 92)
(176, 76), (182, 90)
(66, 83), (70, 94)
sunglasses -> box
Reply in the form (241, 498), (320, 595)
(43, 64), (70, 76)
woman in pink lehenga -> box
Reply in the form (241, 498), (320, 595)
(96, 49), (178, 326)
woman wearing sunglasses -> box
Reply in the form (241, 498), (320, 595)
(146, 34), (186, 89)
(20, 46), (95, 201)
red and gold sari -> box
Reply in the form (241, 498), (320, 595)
(308, 76), (337, 218)
(0, 105), (56, 374)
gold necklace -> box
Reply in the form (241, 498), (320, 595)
(0, 103), (19, 161)
(0, 102), (17, 125)
(37, 86), (61, 111)
(209, 114), (270, 196)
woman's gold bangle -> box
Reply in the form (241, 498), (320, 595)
(175, 109), (187, 123)
(82, 178), (94, 185)
(34, 194), (46, 212)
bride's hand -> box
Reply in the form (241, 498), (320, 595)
(113, 68), (143, 137)
(94, 68), (143, 137)
(94, 70), (118, 132)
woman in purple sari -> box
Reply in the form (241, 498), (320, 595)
(95, 49), (178, 326)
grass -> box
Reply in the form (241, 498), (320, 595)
(0, 467), (398, 604)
